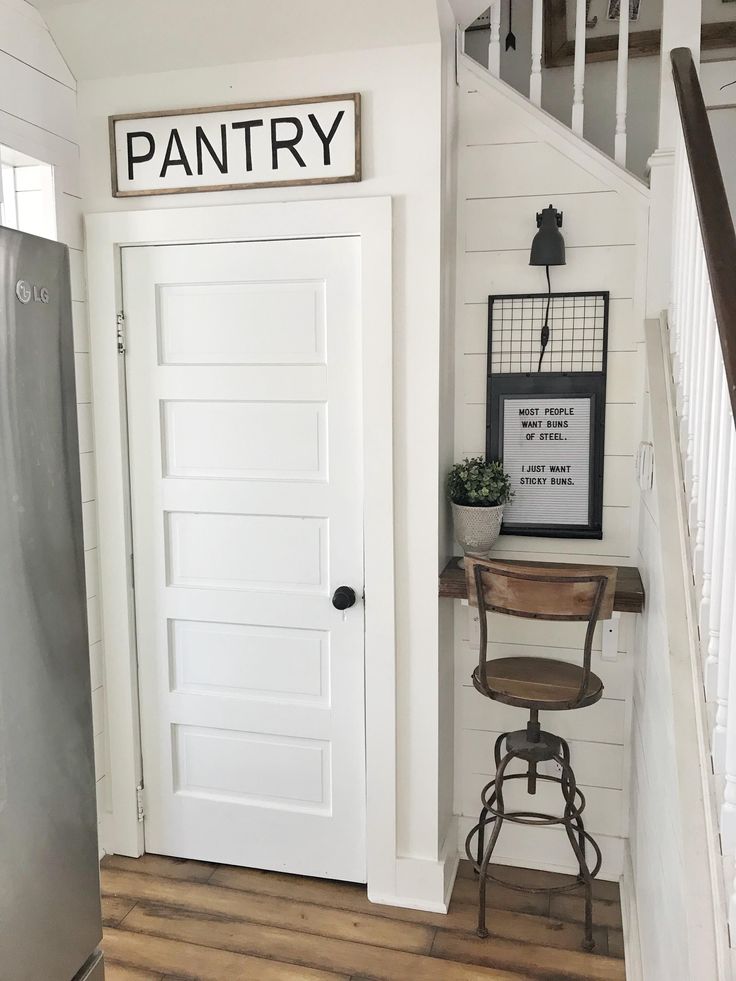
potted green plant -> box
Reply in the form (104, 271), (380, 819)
(447, 457), (513, 564)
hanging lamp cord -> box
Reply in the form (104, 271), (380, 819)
(537, 265), (551, 373)
(505, 0), (516, 50)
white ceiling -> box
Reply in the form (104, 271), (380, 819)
(31, 0), (454, 81)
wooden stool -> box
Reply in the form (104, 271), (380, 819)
(462, 557), (617, 951)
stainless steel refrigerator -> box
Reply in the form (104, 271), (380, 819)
(0, 227), (104, 980)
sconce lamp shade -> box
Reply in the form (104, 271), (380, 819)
(530, 205), (566, 266)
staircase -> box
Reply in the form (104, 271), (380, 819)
(663, 46), (736, 980)
(452, 3), (735, 977)
(452, 25), (650, 915)
(461, 0), (642, 179)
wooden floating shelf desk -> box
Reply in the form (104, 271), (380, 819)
(438, 558), (645, 614)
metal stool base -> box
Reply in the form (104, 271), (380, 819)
(464, 719), (602, 951)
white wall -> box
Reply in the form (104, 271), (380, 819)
(701, 60), (736, 221)
(76, 35), (456, 902)
(37, 0), (441, 81)
(438, 0), (460, 869)
(0, 0), (107, 841)
(451, 56), (650, 880)
(628, 385), (691, 979)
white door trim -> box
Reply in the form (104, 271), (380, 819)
(85, 197), (396, 897)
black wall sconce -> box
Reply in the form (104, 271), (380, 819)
(486, 205), (608, 540)
(530, 204), (566, 371)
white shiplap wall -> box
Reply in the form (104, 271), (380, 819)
(452, 57), (650, 880)
(0, 1), (107, 838)
(628, 386), (690, 976)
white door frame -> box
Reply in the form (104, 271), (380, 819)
(85, 197), (396, 897)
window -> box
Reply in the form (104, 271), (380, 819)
(0, 145), (56, 240)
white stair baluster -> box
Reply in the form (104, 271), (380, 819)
(679, 207), (702, 468)
(704, 377), (732, 702)
(719, 463), (736, 851)
(692, 302), (716, 586)
(712, 422), (736, 774)
(700, 362), (727, 687)
(687, 260), (709, 555)
(489, 2), (501, 78)
(671, 141), (691, 377)
(676, 178), (695, 407)
(614, 0), (630, 166)
(572, 0), (587, 135)
(685, 249), (707, 494)
(670, 141), (687, 372)
(530, 0), (543, 107)
(730, 835), (736, 940)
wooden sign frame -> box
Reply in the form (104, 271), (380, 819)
(487, 375), (606, 539)
(109, 93), (361, 198)
(486, 290), (609, 540)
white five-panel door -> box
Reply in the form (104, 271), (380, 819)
(122, 237), (366, 881)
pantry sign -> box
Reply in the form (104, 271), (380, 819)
(109, 93), (361, 197)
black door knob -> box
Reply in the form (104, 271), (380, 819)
(332, 586), (357, 611)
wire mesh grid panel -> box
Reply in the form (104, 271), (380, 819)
(489, 291), (609, 375)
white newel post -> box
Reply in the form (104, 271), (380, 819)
(658, 0), (702, 149)
(530, 0), (543, 107)
(645, 0), (703, 320)
(489, 1), (501, 78)
(572, 0), (587, 136)
(614, 0), (630, 166)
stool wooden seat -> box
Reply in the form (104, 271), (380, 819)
(463, 557), (617, 952)
(472, 656), (604, 710)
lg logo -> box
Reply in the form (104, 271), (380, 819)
(15, 280), (49, 304)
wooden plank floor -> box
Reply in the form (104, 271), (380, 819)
(100, 854), (626, 981)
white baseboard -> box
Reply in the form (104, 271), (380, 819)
(369, 817), (460, 914)
(621, 843), (643, 981)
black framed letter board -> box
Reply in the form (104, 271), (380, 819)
(486, 291), (609, 539)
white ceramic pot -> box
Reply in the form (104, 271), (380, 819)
(451, 503), (504, 563)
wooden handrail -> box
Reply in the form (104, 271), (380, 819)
(671, 47), (736, 424)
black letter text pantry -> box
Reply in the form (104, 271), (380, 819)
(126, 108), (346, 181)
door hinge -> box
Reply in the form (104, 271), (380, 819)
(117, 312), (126, 354)
(136, 783), (145, 822)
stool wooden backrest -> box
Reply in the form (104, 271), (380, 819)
(465, 558), (617, 621)
(465, 558), (618, 709)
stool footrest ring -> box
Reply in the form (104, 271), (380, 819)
(464, 819), (603, 885)
(479, 771), (587, 825)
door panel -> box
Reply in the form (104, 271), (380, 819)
(161, 400), (327, 480)
(122, 238), (365, 881)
